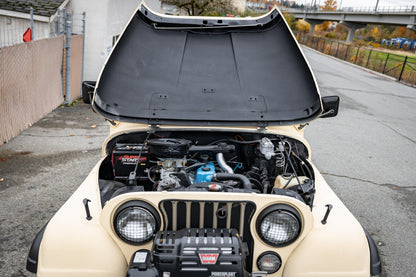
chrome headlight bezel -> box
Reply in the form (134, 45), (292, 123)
(257, 251), (282, 273)
(256, 204), (302, 247)
(113, 201), (161, 245)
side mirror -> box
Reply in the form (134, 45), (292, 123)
(82, 81), (96, 104)
(320, 96), (340, 118)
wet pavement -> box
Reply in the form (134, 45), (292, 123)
(0, 102), (108, 276)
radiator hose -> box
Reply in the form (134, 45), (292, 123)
(216, 153), (234, 174)
(212, 173), (253, 190)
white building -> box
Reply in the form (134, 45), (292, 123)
(2, 0), (249, 82)
(69, 0), (248, 81)
(0, 0), (70, 47)
(68, 0), (164, 81)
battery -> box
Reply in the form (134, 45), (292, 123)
(112, 144), (148, 181)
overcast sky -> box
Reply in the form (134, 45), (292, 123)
(300, 0), (416, 8)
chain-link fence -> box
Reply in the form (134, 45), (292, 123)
(0, 11), (85, 145)
(0, 37), (64, 145)
(0, 9), (85, 47)
(295, 32), (416, 86)
(58, 12), (86, 104)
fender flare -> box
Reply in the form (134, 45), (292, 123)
(363, 228), (382, 276)
(26, 222), (48, 273)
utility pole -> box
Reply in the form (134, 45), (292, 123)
(64, 13), (72, 105)
(375, 0), (380, 12)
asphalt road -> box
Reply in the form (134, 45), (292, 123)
(0, 104), (108, 276)
(303, 47), (416, 277)
(0, 47), (415, 277)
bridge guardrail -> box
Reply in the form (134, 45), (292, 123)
(295, 32), (416, 86)
(285, 6), (416, 14)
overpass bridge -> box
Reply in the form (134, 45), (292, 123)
(283, 7), (416, 43)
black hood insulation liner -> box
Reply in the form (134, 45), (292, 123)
(93, 5), (322, 126)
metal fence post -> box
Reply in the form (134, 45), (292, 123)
(335, 42), (340, 57)
(64, 13), (72, 105)
(398, 56), (408, 81)
(354, 47), (360, 64)
(366, 50), (372, 68)
(63, 9), (67, 34)
(330, 40), (333, 55)
(61, 8), (67, 98)
(81, 12), (86, 97)
(56, 9), (61, 35)
(344, 45), (350, 60)
(30, 7), (34, 40)
(382, 53), (390, 74)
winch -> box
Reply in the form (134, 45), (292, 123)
(127, 228), (249, 277)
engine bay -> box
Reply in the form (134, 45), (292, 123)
(99, 131), (315, 207)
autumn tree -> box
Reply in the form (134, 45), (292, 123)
(393, 26), (416, 40)
(319, 0), (337, 31)
(333, 23), (348, 39)
(162, 0), (235, 16)
(296, 20), (310, 33)
(283, 12), (297, 31)
(322, 0), (337, 10)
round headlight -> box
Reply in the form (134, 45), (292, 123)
(257, 252), (282, 273)
(257, 204), (301, 247)
(114, 201), (160, 245)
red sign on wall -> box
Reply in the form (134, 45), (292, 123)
(23, 28), (32, 42)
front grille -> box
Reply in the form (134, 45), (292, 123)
(159, 200), (255, 239)
(159, 200), (256, 271)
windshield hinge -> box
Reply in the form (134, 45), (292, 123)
(298, 123), (309, 130)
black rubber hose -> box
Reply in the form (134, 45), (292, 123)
(212, 173), (253, 190)
(259, 160), (270, 194)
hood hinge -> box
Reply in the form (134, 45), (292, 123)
(256, 121), (268, 130)
(106, 119), (117, 126)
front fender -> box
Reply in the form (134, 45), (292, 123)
(283, 170), (373, 277)
(35, 162), (127, 277)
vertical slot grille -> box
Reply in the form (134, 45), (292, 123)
(160, 200), (255, 238)
(159, 199), (256, 271)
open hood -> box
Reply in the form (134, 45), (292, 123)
(93, 4), (322, 127)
